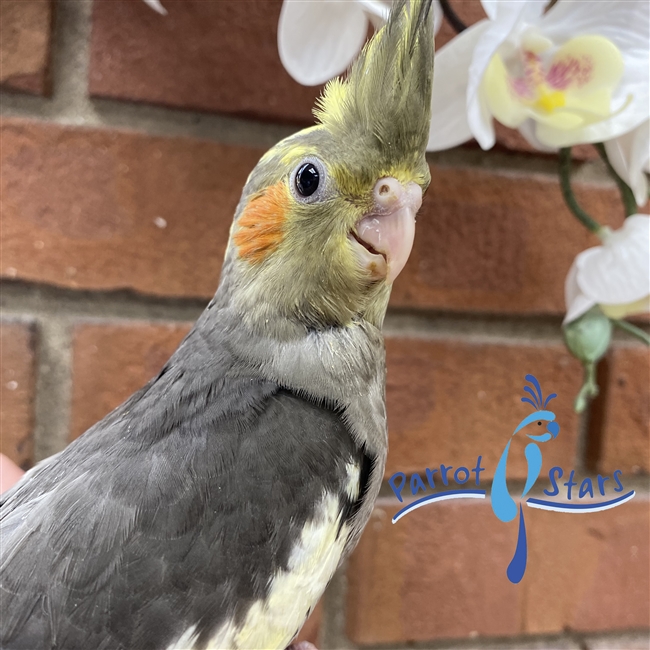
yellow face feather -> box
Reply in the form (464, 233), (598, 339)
(227, 0), (434, 332)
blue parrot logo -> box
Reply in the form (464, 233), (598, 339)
(491, 374), (560, 584)
(388, 372), (634, 583)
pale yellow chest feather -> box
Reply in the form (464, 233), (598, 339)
(168, 463), (361, 650)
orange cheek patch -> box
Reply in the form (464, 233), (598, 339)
(233, 182), (289, 264)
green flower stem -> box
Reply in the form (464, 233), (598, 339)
(559, 147), (603, 235)
(612, 319), (650, 345)
(574, 362), (599, 414)
(594, 143), (638, 218)
(439, 0), (467, 33)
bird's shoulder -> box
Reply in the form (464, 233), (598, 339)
(0, 335), (372, 649)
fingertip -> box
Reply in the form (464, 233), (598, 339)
(0, 453), (24, 494)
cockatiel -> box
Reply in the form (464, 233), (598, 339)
(0, 1), (434, 648)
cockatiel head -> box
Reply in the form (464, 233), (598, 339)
(221, 0), (434, 333)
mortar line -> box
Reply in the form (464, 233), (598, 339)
(0, 0), (96, 122)
(91, 98), (302, 150)
(0, 279), (569, 343)
(4, 280), (650, 347)
(1, 93), (304, 152)
(48, 0), (95, 120)
(2, 90), (617, 183)
(0, 280), (207, 322)
(32, 315), (73, 462)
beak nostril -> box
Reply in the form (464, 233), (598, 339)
(379, 184), (391, 196)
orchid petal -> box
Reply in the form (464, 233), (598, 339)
(432, 0), (443, 35)
(564, 261), (597, 324)
(357, 0), (390, 20)
(576, 215), (650, 306)
(550, 35), (624, 96)
(360, 0), (441, 33)
(482, 0), (547, 23)
(534, 95), (646, 147)
(480, 0), (498, 21)
(565, 259), (581, 311)
(142, 0), (167, 15)
(601, 296), (650, 320)
(517, 119), (557, 152)
(466, 2), (544, 149)
(428, 21), (490, 151)
(534, 0), (650, 147)
(564, 293), (597, 325)
(483, 53), (528, 128)
(540, 0), (649, 55)
(530, 88), (615, 131)
(357, 0), (391, 28)
(278, 0), (369, 86)
(605, 121), (650, 206)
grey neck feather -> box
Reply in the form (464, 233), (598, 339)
(196, 266), (388, 458)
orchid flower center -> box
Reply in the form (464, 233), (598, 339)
(516, 51), (570, 114)
(483, 34), (627, 132)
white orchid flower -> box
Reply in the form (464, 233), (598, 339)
(604, 120), (650, 207)
(564, 214), (650, 324)
(278, 0), (441, 86)
(429, 0), (649, 152)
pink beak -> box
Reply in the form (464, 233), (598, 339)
(349, 177), (422, 284)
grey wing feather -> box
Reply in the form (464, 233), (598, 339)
(0, 328), (371, 650)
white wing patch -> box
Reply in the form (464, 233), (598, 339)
(345, 461), (361, 501)
(167, 491), (348, 650)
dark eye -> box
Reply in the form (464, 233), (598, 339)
(537, 422), (542, 426)
(295, 163), (320, 197)
(290, 157), (327, 204)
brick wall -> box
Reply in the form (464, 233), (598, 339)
(1, 1), (648, 649)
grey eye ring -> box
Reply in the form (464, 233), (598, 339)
(290, 157), (327, 204)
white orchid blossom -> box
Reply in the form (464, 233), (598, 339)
(278, 0), (441, 86)
(429, 0), (649, 152)
(605, 120), (650, 207)
(564, 214), (650, 324)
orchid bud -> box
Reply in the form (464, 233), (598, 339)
(563, 308), (613, 413)
(563, 307), (612, 363)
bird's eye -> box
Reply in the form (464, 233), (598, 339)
(537, 422), (542, 426)
(295, 163), (319, 197)
(290, 157), (327, 204)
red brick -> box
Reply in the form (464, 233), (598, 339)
(294, 600), (322, 645)
(88, 0), (321, 123)
(347, 494), (649, 644)
(346, 496), (523, 644)
(1, 118), (261, 298)
(524, 496), (649, 634)
(0, 119), (631, 314)
(385, 337), (583, 480)
(597, 345), (650, 475)
(70, 321), (191, 440)
(393, 166), (628, 314)
(0, 0), (52, 95)
(0, 320), (36, 469)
